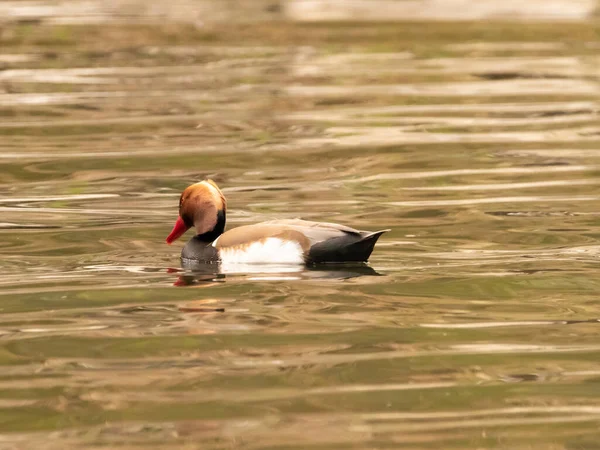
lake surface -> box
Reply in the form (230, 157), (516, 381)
(2, 19), (600, 449)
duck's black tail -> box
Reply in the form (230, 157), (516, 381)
(352, 229), (390, 261)
(308, 229), (390, 263)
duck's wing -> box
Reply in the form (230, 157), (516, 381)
(261, 219), (390, 262)
(215, 222), (308, 251)
(216, 219), (359, 247)
(260, 219), (364, 241)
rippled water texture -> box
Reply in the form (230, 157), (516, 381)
(2, 18), (600, 449)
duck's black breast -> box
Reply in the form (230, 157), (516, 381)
(181, 236), (219, 262)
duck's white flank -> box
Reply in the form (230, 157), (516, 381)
(218, 237), (304, 266)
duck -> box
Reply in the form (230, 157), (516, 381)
(166, 180), (389, 265)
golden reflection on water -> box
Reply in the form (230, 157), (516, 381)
(1, 16), (600, 450)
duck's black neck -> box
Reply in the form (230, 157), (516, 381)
(195, 209), (226, 242)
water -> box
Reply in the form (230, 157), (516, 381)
(2, 19), (600, 449)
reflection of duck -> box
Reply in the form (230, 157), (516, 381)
(173, 262), (382, 286)
(166, 180), (389, 266)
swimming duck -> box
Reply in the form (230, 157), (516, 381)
(166, 180), (389, 265)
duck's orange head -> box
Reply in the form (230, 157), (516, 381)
(166, 179), (226, 244)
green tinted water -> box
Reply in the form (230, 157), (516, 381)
(2, 20), (600, 449)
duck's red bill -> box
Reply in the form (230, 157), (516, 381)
(166, 216), (189, 244)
